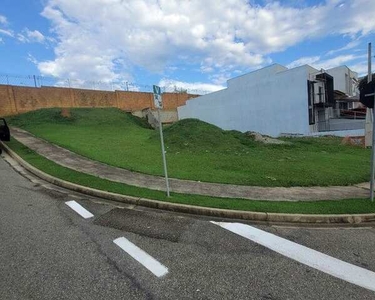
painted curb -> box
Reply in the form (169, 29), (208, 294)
(2, 141), (375, 224)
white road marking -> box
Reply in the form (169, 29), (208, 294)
(65, 201), (94, 219)
(212, 221), (375, 292)
(113, 237), (168, 278)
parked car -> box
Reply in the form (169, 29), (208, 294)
(0, 118), (10, 154)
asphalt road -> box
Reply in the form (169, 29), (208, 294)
(1, 153), (375, 300)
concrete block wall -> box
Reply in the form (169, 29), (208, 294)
(0, 84), (196, 117)
(116, 91), (153, 111)
(0, 85), (17, 116)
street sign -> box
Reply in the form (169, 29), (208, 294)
(153, 85), (163, 109)
(360, 81), (375, 108)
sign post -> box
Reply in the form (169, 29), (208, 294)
(153, 85), (170, 197)
(367, 42), (375, 202)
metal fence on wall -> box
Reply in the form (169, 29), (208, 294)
(0, 73), (209, 95)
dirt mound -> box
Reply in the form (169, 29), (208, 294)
(245, 131), (289, 145)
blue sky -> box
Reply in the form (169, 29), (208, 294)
(1, 0), (375, 93)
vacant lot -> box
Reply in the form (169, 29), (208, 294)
(7, 108), (371, 187)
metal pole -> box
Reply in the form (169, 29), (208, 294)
(157, 108), (170, 197)
(33, 75), (37, 87)
(368, 43), (372, 84)
(368, 42), (375, 201)
(371, 101), (375, 202)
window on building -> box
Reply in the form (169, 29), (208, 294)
(318, 86), (323, 102)
(307, 80), (315, 125)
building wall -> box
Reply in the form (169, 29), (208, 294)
(227, 64), (288, 89)
(0, 84), (196, 117)
(131, 109), (178, 124)
(310, 128), (364, 137)
(326, 66), (358, 96)
(178, 64), (312, 137)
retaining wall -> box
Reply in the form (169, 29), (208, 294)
(0, 84), (197, 117)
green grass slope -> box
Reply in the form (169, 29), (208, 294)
(152, 118), (254, 151)
(6, 137), (375, 214)
(6, 108), (371, 187)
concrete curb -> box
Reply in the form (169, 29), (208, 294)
(2, 141), (375, 224)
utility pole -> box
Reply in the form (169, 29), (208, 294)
(368, 42), (375, 201)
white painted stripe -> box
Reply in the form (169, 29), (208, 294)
(65, 201), (94, 219)
(212, 221), (375, 292)
(113, 237), (168, 278)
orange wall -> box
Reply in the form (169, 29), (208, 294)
(0, 84), (198, 117)
(0, 85), (16, 116)
(116, 90), (153, 111)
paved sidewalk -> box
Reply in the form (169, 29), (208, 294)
(10, 127), (370, 201)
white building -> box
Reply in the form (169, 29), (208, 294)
(178, 64), (363, 137)
(326, 66), (362, 111)
(178, 64), (330, 136)
(326, 66), (358, 97)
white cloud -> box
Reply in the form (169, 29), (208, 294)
(315, 54), (367, 70)
(0, 15), (7, 25)
(209, 72), (234, 86)
(0, 29), (14, 37)
(26, 29), (45, 43)
(18, 28), (46, 43)
(38, 0), (375, 85)
(287, 54), (367, 72)
(347, 60), (375, 76)
(159, 79), (225, 94)
(0, 15), (54, 47)
(326, 40), (361, 56)
(0, 15), (13, 40)
(27, 53), (38, 65)
(287, 56), (321, 69)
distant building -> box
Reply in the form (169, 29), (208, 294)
(178, 64), (364, 137)
(327, 66), (364, 119)
(326, 66), (358, 97)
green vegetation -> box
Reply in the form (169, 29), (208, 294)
(6, 138), (375, 214)
(7, 107), (371, 187)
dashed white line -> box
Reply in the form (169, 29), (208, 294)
(212, 221), (375, 292)
(65, 201), (94, 219)
(114, 237), (168, 278)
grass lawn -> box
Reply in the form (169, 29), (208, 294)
(5, 137), (375, 215)
(6, 107), (371, 187)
